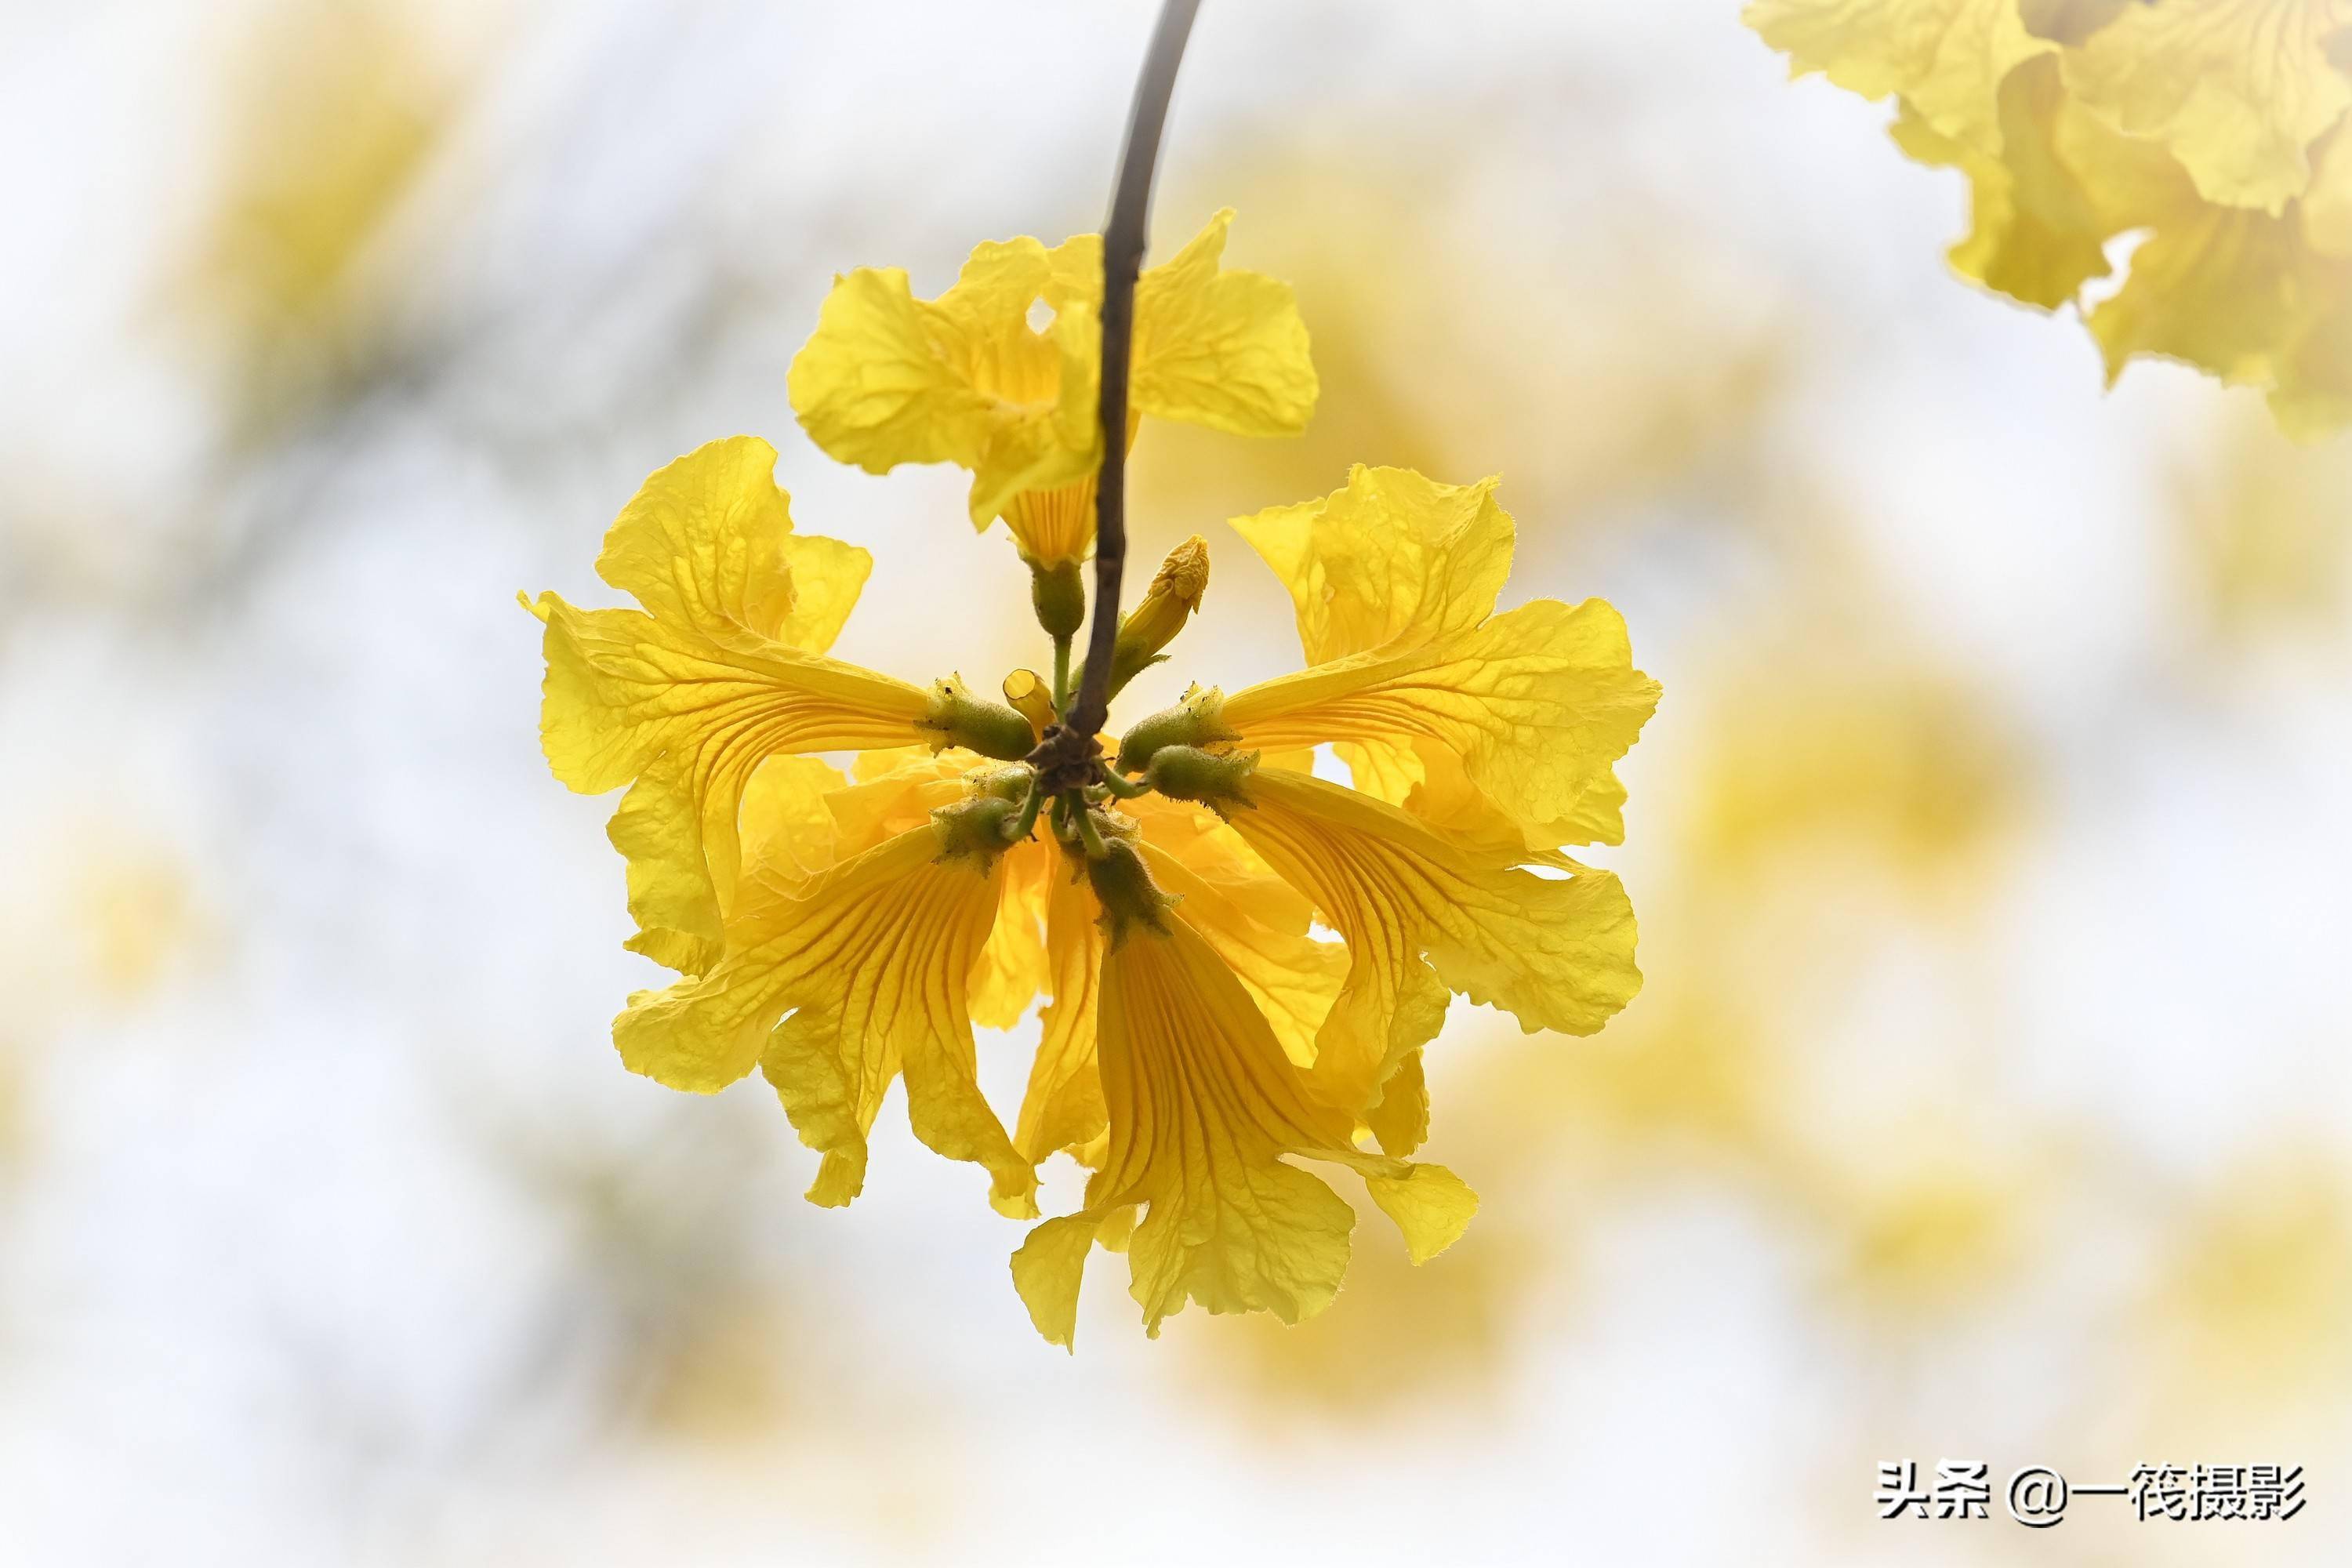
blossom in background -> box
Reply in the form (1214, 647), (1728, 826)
(528, 230), (1657, 1342)
(1746, 0), (2352, 437)
(187, 1), (452, 436)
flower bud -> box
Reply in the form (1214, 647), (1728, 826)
(1002, 669), (1057, 735)
(920, 674), (1037, 761)
(1108, 535), (1209, 695)
(1084, 836), (1179, 948)
(1145, 746), (1258, 816)
(1114, 683), (1234, 774)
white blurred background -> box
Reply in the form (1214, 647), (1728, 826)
(2, 2), (2347, 1563)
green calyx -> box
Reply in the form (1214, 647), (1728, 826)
(931, 793), (1023, 870)
(1144, 745), (1258, 816)
(1029, 558), (1087, 642)
(1083, 836), (1178, 948)
(1113, 684), (1235, 774)
(920, 674), (1040, 762)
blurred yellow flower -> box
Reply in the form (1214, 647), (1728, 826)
(1818, 1146), (2031, 1317)
(2141, 1153), (2352, 1414)
(1690, 661), (2020, 892)
(2174, 405), (2352, 643)
(787, 210), (1317, 566)
(528, 437), (1654, 1343)
(189, 2), (452, 432)
(1749, 0), (2352, 436)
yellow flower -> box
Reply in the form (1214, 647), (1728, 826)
(531, 429), (1651, 1345)
(1747, 0), (2053, 155)
(524, 436), (1029, 976)
(1748, 0), (2352, 437)
(787, 210), (1317, 566)
(1224, 466), (1661, 856)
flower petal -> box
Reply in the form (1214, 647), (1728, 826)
(1232, 465), (1512, 664)
(968, 835), (1054, 1029)
(536, 596), (931, 922)
(533, 441), (928, 940)
(1225, 768), (1643, 1117)
(613, 753), (844, 978)
(1889, 56), (2121, 310)
(1013, 859), (1107, 1164)
(786, 267), (1003, 474)
(1226, 466), (1658, 848)
(1338, 738), (1598, 868)
(1135, 840), (1344, 1070)
(771, 533), (872, 654)
(1131, 208), (1318, 437)
(1352, 1156), (1477, 1265)
(613, 826), (1035, 1218)
(1020, 909), (1469, 1341)
(2060, 0), (2352, 215)
(591, 437), (869, 648)
(2086, 200), (2311, 389)
(1011, 1211), (1103, 1352)
(789, 239), (1100, 532)
(1743, 0), (2052, 154)
(1226, 597), (1659, 849)
(1128, 794), (1316, 935)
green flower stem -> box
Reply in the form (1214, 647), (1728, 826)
(1071, 795), (1110, 860)
(1000, 780), (1047, 844)
(1094, 766), (1151, 799)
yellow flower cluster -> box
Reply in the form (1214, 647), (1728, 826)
(1747, 0), (2352, 437)
(527, 213), (1658, 1344)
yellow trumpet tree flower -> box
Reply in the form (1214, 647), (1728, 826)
(1747, 0), (2352, 437)
(528, 421), (1656, 1343)
(788, 209), (1317, 570)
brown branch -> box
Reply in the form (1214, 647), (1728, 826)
(1065, 0), (1201, 742)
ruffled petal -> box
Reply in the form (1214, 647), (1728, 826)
(1127, 793), (1317, 936)
(1338, 738), (1598, 867)
(793, 213), (1314, 547)
(1233, 465), (1512, 662)
(771, 533), (871, 654)
(1224, 597), (1658, 848)
(1743, 0), (2052, 154)
(612, 753), (845, 978)
(1225, 768), (1643, 1118)
(2060, 0), (2352, 215)
(785, 267), (1004, 474)
(1011, 909), (1472, 1345)
(1889, 56), (2121, 310)
(535, 597), (930, 922)
(1013, 861), (1108, 1165)
(1225, 467), (1658, 848)
(2086, 199), (2313, 389)
(1135, 840), (1344, 1070)
(532, 440), (928, 942)
(789, 238), (1100, 532)
(1131, 208), (1319, 438)
(967, 835), (1054, 1029)
(613, 826), (1036, 1218)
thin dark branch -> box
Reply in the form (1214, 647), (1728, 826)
(1066, 0), (1200, 739)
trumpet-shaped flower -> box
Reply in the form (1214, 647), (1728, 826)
(531, 236), (1653, 1343)
(788, 210), (1317, 565)
(1747, 0), (2352, 437)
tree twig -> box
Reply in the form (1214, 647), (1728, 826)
(1065, 0), (1200, 740)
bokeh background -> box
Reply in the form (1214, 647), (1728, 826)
(4, 2), (2348, 1563)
